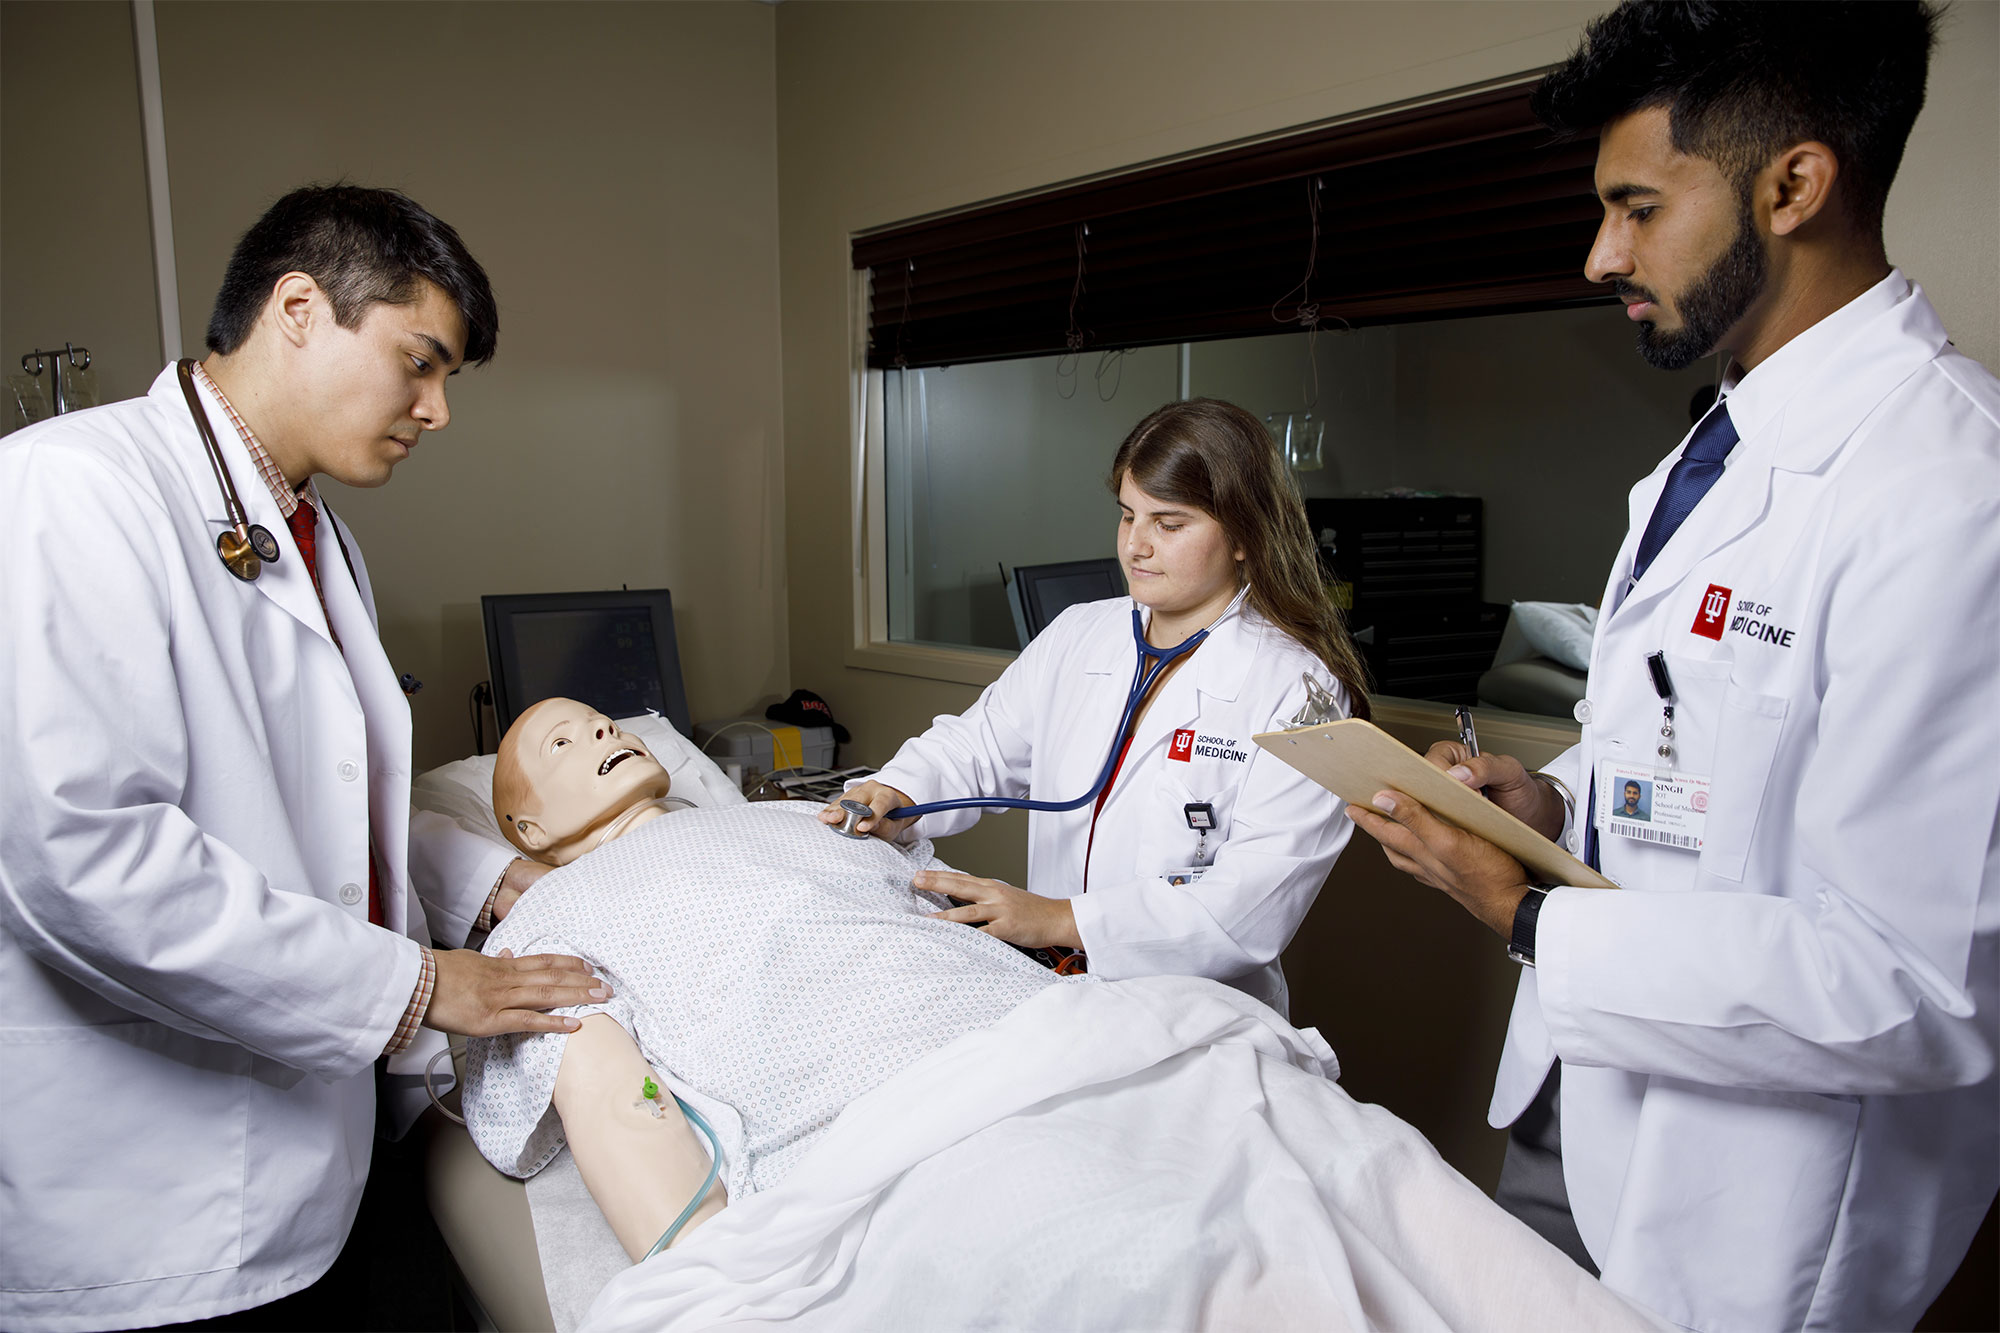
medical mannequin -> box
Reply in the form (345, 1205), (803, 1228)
(490, 699), (719, 1257)
(480, 698), (1063, 1260)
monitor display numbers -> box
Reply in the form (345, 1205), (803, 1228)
(508, 609), (666, 722)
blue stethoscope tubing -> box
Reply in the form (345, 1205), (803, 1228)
(882, 586), (1250, 823)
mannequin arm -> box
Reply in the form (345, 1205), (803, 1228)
(552, 1015), (727, 1260)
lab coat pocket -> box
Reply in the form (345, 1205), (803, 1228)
(1137, 769), (1206, 877)
(1698, 684), (1790, 883)
(0, 1022), (248, 1292)
(1613, 1081), (1858, 1331)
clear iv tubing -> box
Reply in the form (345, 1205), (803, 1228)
(423, 1042), (725, 1258)
(882, 591), (1247, 823)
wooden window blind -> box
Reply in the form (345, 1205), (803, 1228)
(854, 82), (1606, 370)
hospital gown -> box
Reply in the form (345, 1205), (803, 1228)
(463, 800), (1065, 1195)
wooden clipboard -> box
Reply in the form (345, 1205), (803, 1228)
(1253, 718), (1617, 890)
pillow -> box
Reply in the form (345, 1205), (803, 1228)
(412, 711), (748, 854)
(1508, 601), (1598, 673)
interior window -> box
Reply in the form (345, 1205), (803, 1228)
(880, 310), (1713, 708)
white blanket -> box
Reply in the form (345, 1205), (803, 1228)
(578, 976), (1663, 1333)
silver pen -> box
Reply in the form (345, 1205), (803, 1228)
(1454, 705), (1480, 758)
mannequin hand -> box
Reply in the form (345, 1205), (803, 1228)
(818, 781), (917, 841)
(1422, 742), (1567, 842)
(917, 870), (1081, 950)
(425, 947), (611, 1037)
(490, 857), (550, 925)
(1346, 790), (1533, 938)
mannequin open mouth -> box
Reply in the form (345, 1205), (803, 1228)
(598, 748), (639, 776)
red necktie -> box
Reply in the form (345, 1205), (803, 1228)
(288, 500), (383, 927)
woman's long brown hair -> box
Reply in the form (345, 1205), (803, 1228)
(1108, 397), (1370, 720)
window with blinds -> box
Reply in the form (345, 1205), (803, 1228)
(853, 82), (1607, 370)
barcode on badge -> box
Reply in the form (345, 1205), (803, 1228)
(1616, 823), (1700, 850)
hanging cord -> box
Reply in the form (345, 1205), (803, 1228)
(1056, 223), (1091, 400)
(1094, 347), (1127, 401)
(423, 1043), (725, 1259)
(891, 260), (913, 371)
(1269, 177), (1351, 411)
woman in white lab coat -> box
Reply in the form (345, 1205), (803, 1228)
(833, 399), (1368, 1014)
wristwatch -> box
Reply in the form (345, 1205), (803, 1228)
(1508, 887), (1549, 967)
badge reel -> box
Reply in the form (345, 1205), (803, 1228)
(1596, 651), (1712, 853)
(1165, 803), (1217, 887)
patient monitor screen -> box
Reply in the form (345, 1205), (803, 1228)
(511, 609), (665, 719)
(484, 589), (693, 740)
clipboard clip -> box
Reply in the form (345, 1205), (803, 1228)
(1283, 673), (1343, 730)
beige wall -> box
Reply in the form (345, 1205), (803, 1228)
(2, 0), (788, 772)
(2, 1), (161, 410)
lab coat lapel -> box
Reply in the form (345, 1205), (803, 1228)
(163, 367), (338, 648)
(1120, 604), (1255, 779)
(319, 506), (416, 938)
(1612, 442), (1774, 625)
(1611, 285), (1946, 628)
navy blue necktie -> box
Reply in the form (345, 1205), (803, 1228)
(1587, 402), (1739, 870)
(1631, 403), (1739, 584)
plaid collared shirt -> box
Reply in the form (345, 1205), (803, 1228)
(191, 362), (434, 1055)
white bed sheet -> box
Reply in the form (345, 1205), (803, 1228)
(576, 974), (1666, 1333)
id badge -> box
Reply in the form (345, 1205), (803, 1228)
(1164, 866), (1209, 887)
(1596, 760), (1710, 852)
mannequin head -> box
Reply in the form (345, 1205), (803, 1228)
(494, 698), (672, 866)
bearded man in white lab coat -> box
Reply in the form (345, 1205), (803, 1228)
(0, 186), (609, 1332)
(1348, 4), (1998, 1331)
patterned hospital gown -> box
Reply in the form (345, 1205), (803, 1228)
(463, 800), (1064, 1194)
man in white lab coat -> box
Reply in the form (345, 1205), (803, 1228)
(1348, 4), (1997, 1330)
(0, 186), (607, 1331)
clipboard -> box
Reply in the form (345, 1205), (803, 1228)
(1253, 718), (1617, 890)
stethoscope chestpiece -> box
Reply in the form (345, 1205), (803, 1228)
(832, 798), (875, 839)
(215, 526), (263, 582)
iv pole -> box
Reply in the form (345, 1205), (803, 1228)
(20, 344), (92, 416)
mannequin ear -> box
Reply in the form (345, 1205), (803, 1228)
(514, 818), (550, 853)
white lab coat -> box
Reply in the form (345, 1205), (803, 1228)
(1496, 276), (2000, 1332)
(0, 366), (487, 1331)
(873, 597), (1352, 1014)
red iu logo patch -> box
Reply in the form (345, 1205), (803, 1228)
(1169, 728), (1196, 762)
(1691, 583), (1732, 640)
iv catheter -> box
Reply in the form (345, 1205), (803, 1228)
(423, 1044), (725, 1260)
(836, 587), (1250, 835)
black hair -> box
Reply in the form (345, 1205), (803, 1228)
(1531, 1), (1939, 233)
(205, 184), (499, 365)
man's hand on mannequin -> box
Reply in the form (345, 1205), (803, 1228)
(425, 947), (610, 1036)
(491, 857), (550, 925)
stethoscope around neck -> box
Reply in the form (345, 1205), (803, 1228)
(834, 585), (1251, 835)
(177, 358), (282, 582)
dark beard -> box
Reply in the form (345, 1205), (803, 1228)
(1618, 206), (1768, 372)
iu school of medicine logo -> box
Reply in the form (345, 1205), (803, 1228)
(1692, 583), (1733, 640)
(1169, 728), (1196, 762)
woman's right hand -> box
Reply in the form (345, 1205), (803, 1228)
(1422, 742), (1568, 842)
(818, 780), (918, 841)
